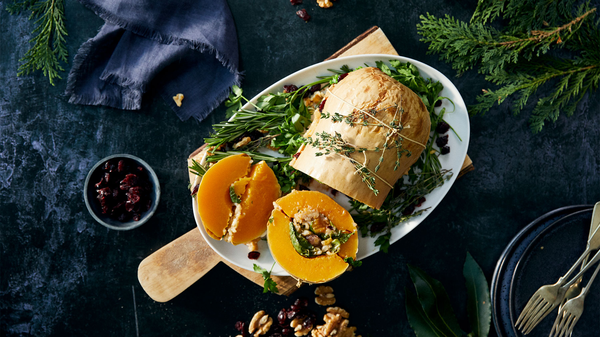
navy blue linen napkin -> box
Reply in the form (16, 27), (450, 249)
(65, 0), (241, 122)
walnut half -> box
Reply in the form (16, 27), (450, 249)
(315, 285), (336, 306)
(249, 310), (273, 337)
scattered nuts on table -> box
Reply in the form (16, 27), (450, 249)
(249, 310), (273, 337)
(315, 285), (336, 306)
(311, 307), (359, 337)
(290, 317), (312, 336)
(316, 0), (333, 8)
(172, 93), (184, 107)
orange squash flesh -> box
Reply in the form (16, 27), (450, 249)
(197, 154), (252, 240)
(229, 161), (281, 245)
(267, 190), (358, 283)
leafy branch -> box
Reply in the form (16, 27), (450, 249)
(7, 0), (68, 85)
(406, 253), (491, 337)
(417, 1), (600, 132)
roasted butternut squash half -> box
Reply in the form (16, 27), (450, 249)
(197, 154), (280, 245)
(267, 190), (358, 283)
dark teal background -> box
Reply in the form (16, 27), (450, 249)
(2, 1), (600, 336)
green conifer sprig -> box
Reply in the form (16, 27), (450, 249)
(417, 0), (599, 132)
(7, 0), (68, 85)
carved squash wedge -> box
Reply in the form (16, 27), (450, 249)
(267, 190), (358, 283)
(197, 154), (280, 244)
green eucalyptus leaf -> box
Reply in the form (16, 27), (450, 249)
(463, 252), (491, 337)
(408, 264), (462, 337)
(405, 287), (446, 337)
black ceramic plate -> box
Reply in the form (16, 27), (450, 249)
(491, 205), (593, 337)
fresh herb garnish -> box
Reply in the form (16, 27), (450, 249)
(289, 222), (314, 257)
(253, 263), (279, 294)
(229, 185), (242, 204)
(343, 257), (362, 268)
(7, 0), (68, 85)
(189, 158), (208, 177)
(417, 2), (600, 133)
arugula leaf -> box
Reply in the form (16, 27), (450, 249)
(253, 263), (279, 294)
(225, 85), (244, 118)
(374, 231), (392, 253)
(464, 252), (491, 337)
(343, 257), (362, 268)
(229, 185), (242, 204)
(407, 264), (462, 337)
(289, 222), (313, 257)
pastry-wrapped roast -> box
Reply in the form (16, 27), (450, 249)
(290, 67), (431, 209)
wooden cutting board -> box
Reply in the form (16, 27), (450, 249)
(137, 26), (474, 303)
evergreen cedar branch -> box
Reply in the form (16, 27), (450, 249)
(7, 0), (68, 85)
(417, 0), (599, 133)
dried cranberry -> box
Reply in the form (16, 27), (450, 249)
(235, 321), (245, 332)
(302, 316), (315, 330)
(132, 213), (140, 221)
(293, 152), (301, 159)
(127, 192), (141, 204)
(277, 309), (288, 325)
(289, 0), (302, 4)
(118, 160), (125, 172)
(338, 73), (348, 81)
(248, 251), (260, 260)
(436, 121), (450, 134)
(287, 309), (299, 320)
(283, 84), (298, 93)
(318, 98), (327, 111)
(370, 222), (386, 233)
(441, 146), (450, 155)
(415, 197), (426, 208)
(294, 297), (309, 307)
(95, 177), (105, 188)
(296, 9), (310, 22)
(280, 328), (292, 336)
(308, 84), (321, 93)
(434, 99), (442, 107)
(191, 184), (199, 196)
(403, 204), (415, 216)
(436, 135), (448, 147)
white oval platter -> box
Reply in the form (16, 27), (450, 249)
(192, 54), (470, 276)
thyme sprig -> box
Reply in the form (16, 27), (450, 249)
(7, 0), (68, 85)
(417, 1), (600, 132)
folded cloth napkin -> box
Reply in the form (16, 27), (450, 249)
(65, 0), (241, 122)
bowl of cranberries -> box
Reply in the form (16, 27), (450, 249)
(84, 154), (160, 230)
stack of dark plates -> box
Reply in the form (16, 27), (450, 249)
(491, 205), (600, 337)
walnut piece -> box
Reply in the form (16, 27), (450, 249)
(249, 310), (273, 337)
(290, 317), (311, 336)
(311, 307), (359, 337)
(233, 136), (252, 149)
(316, 0), (333, 8)
(315, 285), (336, 306)
(172, 93), (184, 107)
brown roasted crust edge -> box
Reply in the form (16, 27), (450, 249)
(326, 26), (379, 60)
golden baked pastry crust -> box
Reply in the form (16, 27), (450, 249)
(290, 67), (431, 209)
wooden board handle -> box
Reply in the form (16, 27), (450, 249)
(138, 228), (221, 302)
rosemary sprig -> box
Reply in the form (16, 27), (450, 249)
(7, 0), (68, 85)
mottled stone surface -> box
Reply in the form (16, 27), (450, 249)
(2, 0), (600, 336)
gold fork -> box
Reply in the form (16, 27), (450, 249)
(515, 202), (600, 334)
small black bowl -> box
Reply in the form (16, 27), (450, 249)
(84, 154), (160, 230)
